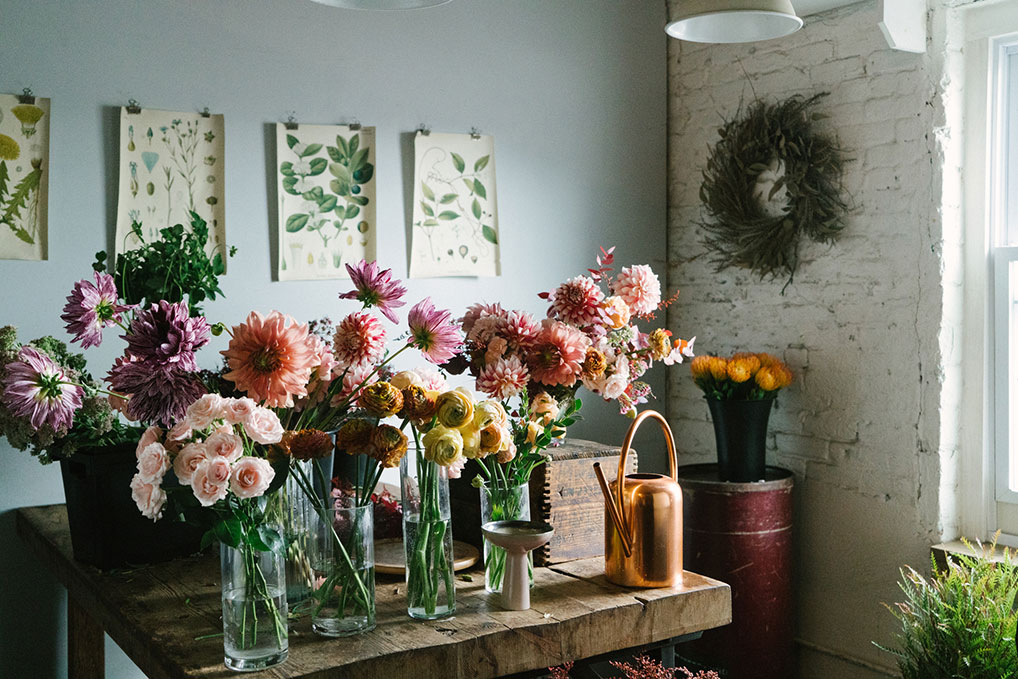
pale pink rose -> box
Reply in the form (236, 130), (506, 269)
(601, 372), (629, 400)
(135, 425), (163, 459)
(185, 393), (224, 430)
(243, 407), (284, 444)
(130, 473), (166, 521)
(167, 420), (193, 442)
(205, 456), (233, 485)
(173, 441), (209, 484)
(205, 429), (244, 464)
(447, 455), (467, 480)
(390, 370), (424, 390)
(230, 457), (275, 499)
(222, 397), (257, 425)
(136, 442), (170, 483)
(191, 459), (229, 507)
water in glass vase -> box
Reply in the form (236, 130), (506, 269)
(310, 563), (375, 635)
(403, 514), (455, 619)
(222, 585), (288, 671)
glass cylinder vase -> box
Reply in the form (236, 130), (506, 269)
(220, 541), (289, 671)
(480, 482), (532, 593)
(400, 447), (456, 619)
(309, 500), (376, 636)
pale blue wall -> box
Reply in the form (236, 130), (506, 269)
(0, 1), (668, 675)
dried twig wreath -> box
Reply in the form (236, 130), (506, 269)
(699, 93), (849, 287)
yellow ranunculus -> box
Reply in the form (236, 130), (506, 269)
(435, 389), (474, 428)
(390, 370), (424, 390)
(460, 425), (482, 459)
(473, 400), (507, 430)
(422, 425), (464, 466)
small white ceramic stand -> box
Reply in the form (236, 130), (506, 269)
(481, 520), (554, 611)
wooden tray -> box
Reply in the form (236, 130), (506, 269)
(374, 538), (480, 574)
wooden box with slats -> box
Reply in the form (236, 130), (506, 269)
(449, 438), (635, 566)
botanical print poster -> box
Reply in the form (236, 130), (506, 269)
(409, 131), (500, 278)
(0, 94), (50, 260)
(115, 107), (226, 265)
(276, 123), (376, 280)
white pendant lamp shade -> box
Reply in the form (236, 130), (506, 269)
(666, 0), (803, 43)
(308, 0), (451, 9)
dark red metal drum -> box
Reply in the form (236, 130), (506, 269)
(677, 464), (794, 679)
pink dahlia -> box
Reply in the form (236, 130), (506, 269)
(613, 265), (661, 316)
(331, 362), (379, 404)
(408, 298), (461, 365)
(222, 311), (316, 408)
(125, 300), (210, 371)
(461, 302), (506, 336)
(528, 319), (591, 387)
(108, 357), (206, 426)
(503, 310), (541, 349)
(476, 355), (530, 400)
(2, 346), (83, 432)
(547, 276), (605, 326)
(333, 311), (387, 368)
(466, 313), (506, 345)
(60, 271), (130, 349)
(338, 259), (408, 324)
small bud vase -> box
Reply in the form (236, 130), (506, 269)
(309, 501), (376, 636)
(400, 447), (456, 619)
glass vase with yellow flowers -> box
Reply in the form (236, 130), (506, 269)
(689, 352), (793, 482)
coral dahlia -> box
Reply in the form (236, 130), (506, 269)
(332, 311), (387, 368)
(476, 355), (530, 400)
(528, 319), (590, 387)
(222, 311), (316, 408)
(613, 265), (661, 316)
(547, 275), (605, 327)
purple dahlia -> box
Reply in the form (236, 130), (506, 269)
(60, 272), (131, 349)
(108, 356), (206, 427)
(125, 300), (210, 371)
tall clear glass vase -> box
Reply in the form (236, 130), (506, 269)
(220, 541), (289, 671)
(309, 501), (376, 636)
(480, 482), (532, 593)
(400, 447), (455, 620)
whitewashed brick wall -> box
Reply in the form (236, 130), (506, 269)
(664, 2), (953, 677)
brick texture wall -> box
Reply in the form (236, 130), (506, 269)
(665, 2), (952, 676)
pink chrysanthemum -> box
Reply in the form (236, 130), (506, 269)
(476, 355), (530, 400)
(461, 302), (506, 336)
(613, 265), (661, 316)
(408, 298), (461, 365)
(333, 311), (387, 369)
(2, 347), (83, 432)
(60, 271), (131, 349)
(503, 310), (541, 349)
(466, 313), (506, 345)
(338, 259), (408, 324)
(222, 311), (316, 408)
(528, 319), (591, 387)
(547, 275), (605, 327)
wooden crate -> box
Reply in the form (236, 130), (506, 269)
(449, 438), (635, 566)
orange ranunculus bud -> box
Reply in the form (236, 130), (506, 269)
(602, 296), (631, 329)
(648, 328), (673, 361)
(399, 384), (437, 422)
(288, 428), (334, 461)
(359, 381), (404, 417)
(335, 418), (374, 456)
(581, 348), (608, 380)
(370, 424), (409, 468)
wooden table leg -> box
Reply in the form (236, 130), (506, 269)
(68, 595), (104, 679)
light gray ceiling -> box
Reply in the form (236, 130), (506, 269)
(795, 0), (863, 16)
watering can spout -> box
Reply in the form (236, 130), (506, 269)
(594, 462), (633, 557)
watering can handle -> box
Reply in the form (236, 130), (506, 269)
(616, 410), (679, 492)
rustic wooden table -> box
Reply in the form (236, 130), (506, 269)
(16, 504), (731, 679)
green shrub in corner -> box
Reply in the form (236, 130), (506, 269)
(876, 538), (1018, 679)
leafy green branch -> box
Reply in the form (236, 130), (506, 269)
(416, 152), (497, 252)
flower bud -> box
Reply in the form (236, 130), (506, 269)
(371, 424), (408, 468)
(359, 381), (404, 417)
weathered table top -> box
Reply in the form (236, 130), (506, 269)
(16, 504), (731, 679)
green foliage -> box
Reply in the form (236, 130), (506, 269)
(876, 540), (1018, 679)
(1, 159), (42, 244)
(94, 211), (232, 315)
(699, 93), (850, 288)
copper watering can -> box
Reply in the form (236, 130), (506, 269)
(594, 410), (682, 588)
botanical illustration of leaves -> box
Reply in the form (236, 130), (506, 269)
(421, 202), (435, 217)
(422, 218), (438, 227)
(474, 155), (490, 172)
(319, 195), (338, 212)
(451, 152), (465, 173)
(349, 195), (369, 206)
(0, 161), (9, 202)
(327, 146), (344, 163)
(300, 143), (323, 158)
(286, 134), (299, 149)
(302, 186), (325, 202)
(282, 176), (299, 195)
(472, 198), (482, 220)
(352, 164), (373, 183)
(345, 205), (360, 220)
(422, 182), (435, 201)
(438, 210), (459, 221)
(349, 134), (359, 156)
(462, 178), (475, 192)
(308, 158), (328, 176)
(351, 147), (369, 172)
(329, 179), (345, 196)
(482, 225), (498, 245)
(473, 179), (487, 199)
(279, 161), (296, 177)
(285, 213), (309, 233)
(439, 193), (457, 205)
(1, 167), (41, 232)
(334, 135), (349, 158)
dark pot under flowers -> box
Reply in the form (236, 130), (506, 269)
(706, 397), (774, 482)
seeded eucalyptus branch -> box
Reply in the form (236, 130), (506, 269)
(93, 211), (235, 316)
